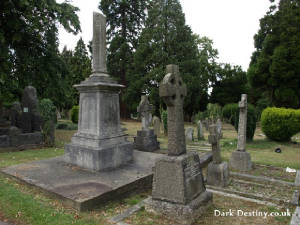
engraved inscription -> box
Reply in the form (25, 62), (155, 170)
(184, 157), (201, 180)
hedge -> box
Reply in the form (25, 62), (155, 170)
(261, 107), (300, 141)
(71, 105), (79, 124)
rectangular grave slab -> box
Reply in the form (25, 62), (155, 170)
(1, 150), (164, 211)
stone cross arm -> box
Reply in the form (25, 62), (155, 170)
(159, 65), (187, 107)
(239, 94), (247, 109)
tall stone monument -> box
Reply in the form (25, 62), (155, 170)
(207, 124), (229, 187)
(229, 94), (252, 171)
(64, 12), (133, 171)
(146, 65), (212, 225)
(133, 95), (159, 152)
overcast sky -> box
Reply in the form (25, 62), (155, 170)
(58, 0), (271, 71)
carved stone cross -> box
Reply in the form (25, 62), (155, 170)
(137, 95), (153, 131)
(159, 65), (187, 156)
(237, 94), (247, 152)
(92, 12), (107, 75)
(208, 124), (222, 164)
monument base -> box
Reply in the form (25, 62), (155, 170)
(145, 191), (212, 225)
(64, 140), (133, 171)
(229, 150), (252, 171)
(207, 161), (229, 187)
(133, 130), (159, 152)
(1, 151), (165, 211)
(0, 132), (43, 150)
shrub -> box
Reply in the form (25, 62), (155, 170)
(56, 122), (78, 130)
(222, 103), (237, 125)
(39, 99), (56, 123)
(161, 110), (168, 135)
(261, 107), (300, 141)
(71, 105), (79, 124)
(206, 103), (222, 120)
(222, 103), (257, 141)
(194, 111), (208, 123)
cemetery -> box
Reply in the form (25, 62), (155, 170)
(0, 0), (299, 225)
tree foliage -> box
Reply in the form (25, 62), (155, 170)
(0, 0), (80, 107)
(99, 0), (148, 117)
(210, 64), (248, 106)
(126, 0), (209, 118)
(60, 38), (91, 109)
(247, 0), (299, 108)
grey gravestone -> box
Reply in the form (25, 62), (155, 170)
(207, 124), (229, 187)
(20, 86), (42, 133)
(146, 65), (212, 225)
(216, 118), (223, 138)
(229, 94), (252, 171)
(185, 127), (194, 142)
(152, 116), (161, 137)
(197, 120), (204, 140)
(64, 12), (133, 171)
(134, 96), (159, 152)
(290, 207), (300, 225)
(10, 102), (21, 127)
(203, 118), (209, 131)
(137, 95), (152, 131)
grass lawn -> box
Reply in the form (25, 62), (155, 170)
(0, 119), (298, 225)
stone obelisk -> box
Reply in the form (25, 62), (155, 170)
(64, 12), (133, 171)
(229, 94), (252, 171)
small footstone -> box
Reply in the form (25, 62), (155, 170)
(229, 151), (252, 172)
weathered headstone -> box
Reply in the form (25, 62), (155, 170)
(134, 96), (159, 152)
(146, 65), (212, 225)
(203, 118), (209, 131)
(19, 86), (42, 133)
(185, 127), (194, 142)
(216, 118), (223, 138)
(197, 120), (204, 140)
(10, 102), (21, 127)
(137, 95), (152, 131)
(229, 94), (252, 171)
(152, 116), (161, 137)
(64, 12), (133, 171)
(207, 124), (229, 187)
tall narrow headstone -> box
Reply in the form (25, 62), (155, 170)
(152, 116), (161, 137)
(134, 96), (159, 152)
(197, 120), (204, 140)
(146, 65), (212, 225)
(216, 118), (223, 138)
(229, 94), (252, 171)
(64, 12), (133, 171)
(207, 124), (229, 187)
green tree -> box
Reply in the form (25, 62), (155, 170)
(0, 0), (80, 106)
(99, 0), (148, 117)
(210, 64), (248, 106)
(127, 0), (209, 118)
(61, 38), (92, 110)
(247, 0), (299, 108)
